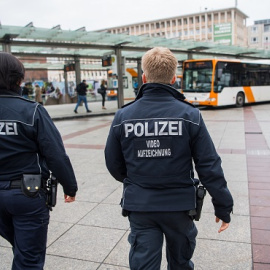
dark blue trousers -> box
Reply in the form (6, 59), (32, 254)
(0, 184), (50, 270)
(128, 211), (197, 270)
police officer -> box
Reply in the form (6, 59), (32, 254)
(105, 47), (233, 270)
(0, 52), (78, 269)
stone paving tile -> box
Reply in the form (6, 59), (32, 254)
(0, 235), (11, 248)
(47, 221), (75, 247)
(45, 255), (100, 270)
(250, 206), (270, 218)
(0, 247), (13, 269)
(98, 265), (129, 270)
(252, 229), (270, 245)
(254, 263), (270, 270)
(251, 217), (270, 230)
(78, 204), (130, 230)
(253, 244), (270, 264)
(193, 239), (252, 270)
(196, 212), (251, 243)
(248, 176), (270, 183)
(49, 200), (97, 224)
(244, 105), (270, 269)
(47, 225), (126, 262)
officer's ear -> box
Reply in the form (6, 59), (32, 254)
(17, 79), (23, 86)
(142, 73), (147, 83)
(170, 75), (176, 85)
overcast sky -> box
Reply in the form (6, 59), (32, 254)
(1, 0), (270, 31)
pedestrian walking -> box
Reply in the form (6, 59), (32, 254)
(34, 84), (43, 105)
(0, 52), (78, 270)
(99, 79), (107, 109)
(74, 80), (91, 113)
(105, 47), (233, 270)
(21, 82), (30, 99)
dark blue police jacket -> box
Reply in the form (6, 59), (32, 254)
(105, 83), (233, 223)
(0, 90), (77, 197)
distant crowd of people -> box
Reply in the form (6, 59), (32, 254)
(21, 82), (62, 104)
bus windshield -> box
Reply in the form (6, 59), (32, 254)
(183, 61), (213, 92)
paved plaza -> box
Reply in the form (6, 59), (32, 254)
(0, 100), (270, 270)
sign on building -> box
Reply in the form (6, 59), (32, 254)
(214, 23), (232, 45)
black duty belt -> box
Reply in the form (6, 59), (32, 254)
(10, 180), (22, 189)
(9, 179), (45, 189)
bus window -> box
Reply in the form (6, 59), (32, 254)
(183, 61), (213, 92)
(214, 62), (243, 92)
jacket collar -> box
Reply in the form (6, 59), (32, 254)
(136, 83), (185, 101)
(0, 89), (21, 96)
(122, 83), (185, 108)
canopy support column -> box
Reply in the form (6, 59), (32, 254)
(116, 46), (124, 108)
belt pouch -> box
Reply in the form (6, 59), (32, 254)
(21, 174), (41, 197)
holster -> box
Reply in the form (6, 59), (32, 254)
(122, 209), (130, 217)
(188, 185), (207, 221)
(21, 174), (42, 197)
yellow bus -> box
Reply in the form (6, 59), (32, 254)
(182, 59), (270, 107)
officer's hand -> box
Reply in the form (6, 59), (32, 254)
(64, 194), (76, 203)
(215, 217), (229, 233)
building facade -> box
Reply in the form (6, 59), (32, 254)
(247, 19), (270, 50)
(99, 7), (248, 46)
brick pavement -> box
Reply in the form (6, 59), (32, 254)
(0, 101), (270, 269)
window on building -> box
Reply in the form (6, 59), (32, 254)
(208, 15), (212, 22)
(221, 12), (225, 21)
(208, 27), (212, 33)
(251, 37), (258, 43)
(184, 30), (188, 36)
(190, 29), (194, 35)
(264, 25), (270, 32)
(196, 29), (200, 35)
(167, 21), (170, 27)
(184, 18), (187, 25)
(202, 28), (205, 34)
(189, 18), (193, 24)
(264, 36), (269, 42)
(252, 26), (257, 33)
(196, 16), (200, 23)
(201, 15), (205, 22)
(172, 20), (176, 27)
(178, 19), (182, 25)
(156, 23), (160, 29)
(179, 31), (182, 36)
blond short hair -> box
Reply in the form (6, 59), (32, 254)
(142, 47), (178, 84)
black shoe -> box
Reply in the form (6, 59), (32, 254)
(87, 110), (92, 113)
(74, 110), (78, 114)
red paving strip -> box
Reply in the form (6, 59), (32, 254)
(61, 122), (111, 141)
(64, 143), (104, 149)
(217, 149), (246, 154)
(244, 106), (270, 269)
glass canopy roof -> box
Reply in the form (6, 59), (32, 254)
(1, 24), (270, 70)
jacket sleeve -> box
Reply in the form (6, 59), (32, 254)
(191, 113), (233, 223)
(35, 105), (78, 197)
(104, 116), (127, 182)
